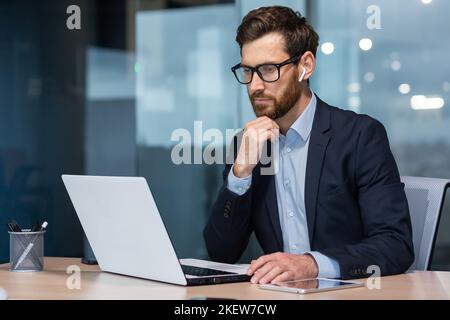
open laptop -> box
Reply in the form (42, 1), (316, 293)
(62, 175), (250, 286)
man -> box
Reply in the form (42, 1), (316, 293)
(204, 6), (414, 283)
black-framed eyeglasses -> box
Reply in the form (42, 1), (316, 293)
(231, 54), (301, 84)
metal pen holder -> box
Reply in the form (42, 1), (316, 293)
(9, 230), (45, 272)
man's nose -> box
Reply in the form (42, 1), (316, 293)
(248, 72), (265, 93)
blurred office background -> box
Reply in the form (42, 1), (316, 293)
(0, 0), (449, 266)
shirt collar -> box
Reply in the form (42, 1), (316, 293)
(288, 90), (317, 141)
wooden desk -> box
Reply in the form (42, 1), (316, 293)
(1, 257), (449, 300)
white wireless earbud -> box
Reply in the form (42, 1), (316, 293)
(298, 67), (306, 82)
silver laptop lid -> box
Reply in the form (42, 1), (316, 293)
(62, 175), (187, 285)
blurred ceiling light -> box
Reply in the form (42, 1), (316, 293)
(391, 60), (401, 71)
(410, 95), (445, 110)
(398, 83), (411, 94)
(364, 72), (375, 83)
(348, 96), (361, 109)
(421, 0), (432, 5)
(321, 42), (335, 55)
(359, 38), (372, 51)
(347, 82), (361, 93)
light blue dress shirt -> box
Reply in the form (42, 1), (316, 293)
(227, 92), (341, 279)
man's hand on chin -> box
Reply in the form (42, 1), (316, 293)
(247, 252), (319, 284)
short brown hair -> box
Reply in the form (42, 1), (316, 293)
(236, 6), (319, 58)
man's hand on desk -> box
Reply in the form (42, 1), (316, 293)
(247, 252), (318, 284)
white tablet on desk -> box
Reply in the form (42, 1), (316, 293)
(259, 278), (365, 294)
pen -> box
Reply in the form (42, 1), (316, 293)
(7, 220), (22, 232)
(14, 221), (48, 270)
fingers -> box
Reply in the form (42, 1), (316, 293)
(247, 256), (267, 276)
(246, 252), (303, 284)
(247, 253), (277, 275)
(247, 253), (311, 284)
(238, 128), (277, 167)
(258, 266), (284, 284)
(245, 116), (274, 127)
(234, 117), (279, 177)
(271, 271), (292, 284)
(250, 262), (276, 284)
(244, 124), (279, 146)
(244, 116), (279, 132)
(269, 128), (279, 142)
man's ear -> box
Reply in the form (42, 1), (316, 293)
(298, 51), (315, 81)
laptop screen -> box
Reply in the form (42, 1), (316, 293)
(429, 185), (450, 271)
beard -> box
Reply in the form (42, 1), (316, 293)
(250, 72), (302, 120)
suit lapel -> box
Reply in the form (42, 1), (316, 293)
(263, 174), (283, 251)
(305, 97), (332, 245)
(260, 141), (283, 251)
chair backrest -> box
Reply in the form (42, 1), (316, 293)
(0, 288), (7, 300)
(401, 176), (450, 270)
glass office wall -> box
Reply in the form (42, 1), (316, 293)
(311, 0), (450, 179)
(1, 0), (448, 264)
(135, 4), (239, 259)
(0, 0), (132, 263)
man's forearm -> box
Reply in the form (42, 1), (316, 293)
(204, 167), (254, 263)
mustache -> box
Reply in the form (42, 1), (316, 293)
(250, 92), (275, 101)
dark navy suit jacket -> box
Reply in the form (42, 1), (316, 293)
(204, 96), (414, 279)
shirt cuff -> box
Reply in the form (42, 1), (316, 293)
(226, 165), (252, 196)
(307, 251), (341, 279)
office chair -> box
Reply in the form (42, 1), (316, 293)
(0, 288), (7, 300)
(401, 176), (450, 271)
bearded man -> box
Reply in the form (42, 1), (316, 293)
(204, 6), (414, 283)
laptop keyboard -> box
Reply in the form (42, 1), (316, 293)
(181, 264), (235, 277)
